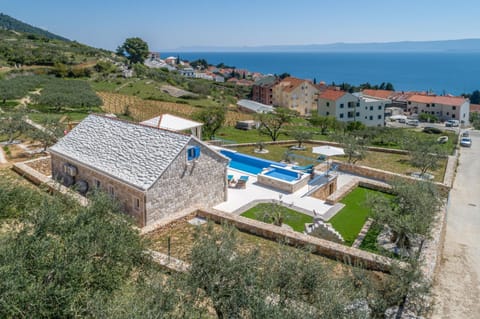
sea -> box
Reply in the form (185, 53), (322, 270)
(162, 52), (480, 95)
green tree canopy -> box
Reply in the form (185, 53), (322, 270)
(118, 37), (149, 64)
(0, 110), (29, 143)
(308, 115), (337, 135)
(369, 179), (441, 251)
(257, 107), (296, 141)
(405, 137), (446, 177)
(193, 105), (226, 140)
(0, 191), (147, 318)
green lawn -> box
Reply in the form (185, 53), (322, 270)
(359, 224), (382, 253)
(328, 187), (394, 246)
(233, 143), (322, 166)
(241, 203), (313, 232)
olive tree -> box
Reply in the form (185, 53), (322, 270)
(193, 105), (226, 140)
(334, 133), (367, 164)
(0, 110), (28, 143)
(26, 117), (65, 151)
(406, 137), (447, 177)
(257, 107), (295, 141)
(0, 190), (148, 318)
(369, 179), (441, 251)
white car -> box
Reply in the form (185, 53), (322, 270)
(460, 137), (472, 147)
(445, 120), (459, 127)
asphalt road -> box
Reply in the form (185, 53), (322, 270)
(431, 130), (480, 318)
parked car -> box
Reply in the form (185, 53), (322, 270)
(461, 131), (470, 137)
(437, 136), (449, 144)
(406, 119), (419, 126)
(460, 137), (472, 147)
(445, 120), (460, 127)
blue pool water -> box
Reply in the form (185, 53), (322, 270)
(264, 168), (300, 182)
(220, 149), (285, 175)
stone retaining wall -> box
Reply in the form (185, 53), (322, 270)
(325, 177), (392, 205)
(332, 161), (450, 195)
(196, 208), (408, 272)
(12, 157), (89, 206)
(221, 139), (411, 155)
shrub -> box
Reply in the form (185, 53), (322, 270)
(418, 113), (438, 123)
(422, 126), (442, 134)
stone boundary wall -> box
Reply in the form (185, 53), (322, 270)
(325, 177), (392, 205)
(196, 208), (408, 272)
(332, 161), (451, 195)
(442, 155), (457, 187)
(141, 208), (198, 235)
(220, 139), (411, 155)
(148, 249), (190, 272)
(12, 157), (89, 206)
(396, 206), (448, 318)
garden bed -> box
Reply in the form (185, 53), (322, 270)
(240, 203), (313, 232)
(328, 187), (394, 246)
(146, 219), (341, 270)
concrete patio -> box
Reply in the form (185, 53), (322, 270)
(214, 168), (358, 219)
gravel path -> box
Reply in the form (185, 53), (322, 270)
(431, 130), (480, 318)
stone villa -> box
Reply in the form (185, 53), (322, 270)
(49, 114), (229, 227)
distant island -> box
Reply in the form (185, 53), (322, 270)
(171, 38), (480, 53)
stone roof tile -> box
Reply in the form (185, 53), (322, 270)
(50, 115), (191, 190)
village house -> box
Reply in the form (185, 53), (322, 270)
(49, 115), (229, 227)
(317, 90), (389, 127)
(272, 77), (319, 115)
(470, 103), (480, 114)
(179, 67), (195, 77)
(406, 94), (470, 124)
(140, 113), (203, 139)
(251, 75), (279, 105)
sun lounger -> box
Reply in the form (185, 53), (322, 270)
(236, 175), (249, 188)
(292, 164), (314, 171)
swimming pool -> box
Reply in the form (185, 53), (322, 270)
(220, 149), (286, 175)
(263, 167), (300, 182)
(258, 166), (310, 193)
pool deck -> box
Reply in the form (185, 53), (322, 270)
(214, 169), (357, 219)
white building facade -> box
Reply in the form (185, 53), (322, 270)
(317, 90), (388, 127)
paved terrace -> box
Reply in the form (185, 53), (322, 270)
(214, 169), (357, 218)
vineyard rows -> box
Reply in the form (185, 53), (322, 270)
(98, 92), (253, 125)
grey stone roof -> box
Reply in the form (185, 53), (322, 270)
(253, 75), (277, 86)
(50, 115), (192, 190)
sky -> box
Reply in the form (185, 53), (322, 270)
(2, 0), (480, 51)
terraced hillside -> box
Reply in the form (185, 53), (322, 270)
(98, 91), (253, 125)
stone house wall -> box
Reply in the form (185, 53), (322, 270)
(50, 152), (146, 225)
(311, 177), (337, 200)
(145, 140), (228, 225)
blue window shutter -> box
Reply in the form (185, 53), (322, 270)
(187, 146), (201, 160)
(194, 146), (201, 158)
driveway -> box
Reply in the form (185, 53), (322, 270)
(431, 130), (480, 318)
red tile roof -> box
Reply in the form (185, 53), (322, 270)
(277, 77), (311, 93)
(470, 104), (480, 113)
(318, 89), (347, 101)
(407, 95), (467, 107)
(362, 89), (394, 99)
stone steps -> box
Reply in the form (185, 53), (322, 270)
(304, 219), (344, 243)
